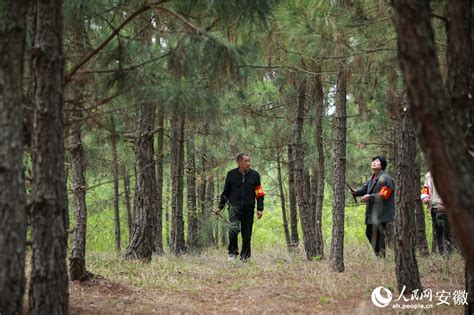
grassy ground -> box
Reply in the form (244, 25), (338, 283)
(68, 245), (465, 314)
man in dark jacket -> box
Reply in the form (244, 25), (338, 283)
(217, 153), (264, 260)
(351, 156), (395, 257)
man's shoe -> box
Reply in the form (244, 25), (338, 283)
(227, 254), (237, 261)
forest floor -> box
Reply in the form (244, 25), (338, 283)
(65, 245), (466, 314)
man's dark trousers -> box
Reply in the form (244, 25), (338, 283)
(228, 205), (254, 259)
(431, 208), (454, 255)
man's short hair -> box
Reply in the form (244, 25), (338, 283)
(372, 155), (387, 170)
(236, 153), (250, 162)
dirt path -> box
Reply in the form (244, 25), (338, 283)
(69, 248), (465, 314)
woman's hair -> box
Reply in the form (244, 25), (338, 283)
(372, 155), (387, 170)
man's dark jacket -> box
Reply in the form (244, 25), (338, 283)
(218, 168), (264, 211)
(354, 170), (395, 224)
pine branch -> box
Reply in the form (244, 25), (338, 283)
(65, 0), (169, 85)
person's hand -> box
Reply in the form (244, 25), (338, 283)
(360, 194), (371, 202)
(421, 197), (429, 204)
(257, 211), (263, 219)
(350, 187), (357, 195)
(215, 207), (223, 215)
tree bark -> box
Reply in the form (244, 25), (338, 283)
(329, 67), (347, 272)
(154, 105), (164, 255)
(465, 264), (474, 315)
(446, 0), (473, 152)
(304, 169), (313, 229)
(0, 0), (28, 312)
(110, 117), (121, 252)
(206, 172), (215, 245)
(170, 109), (186, 255)
(277, 151), (291, 250)
(392, 0), (474, 272)
(29, 0), (70, 312)
(198, 135), (208, 248)
(287, 144), (299, 248)
(67, 7), (92, 282)
(292, 76), (318, 260)
(123, 165), (133, 242)
(124, 102), (157, 261)
(186, 134), (199, 250)
(394, 107), (422, 293)
(313, 63), (325, 258)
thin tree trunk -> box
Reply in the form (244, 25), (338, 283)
(124, 102), (157, 261)
(165, 175), (171, 247)
(392, 0), (474, 272)
(304, 169), (313, 229)
(329, 67), (347, 272)
(67, 8), (92, 282)
(414, 161), (429, 256)
(198, 136), (208, 248)
(0, 0), (28, 312)
(122, 165), (132, 242)
(466, 264), (474, 315)
(186, 134), (198, 250)
(154, 105), (164, 255)
(68, 99), (90, 281)
(277, 151), (291, 250)
(206, 172), (215, 245)
(292, 76), (318, 260)
(110, 117), (121, 252)
(446, 0), (473, 150)
(29, 0), (69, 312)
(313, 64), (325, 257)
(394, 107), (422, 293)
(170, 109), (186, 255)
(287, 144), (299, 248)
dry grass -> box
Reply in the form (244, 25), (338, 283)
(68, 245), (465, 314)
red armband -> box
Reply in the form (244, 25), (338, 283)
(255, 185), (265, 198)
(379, 186), (392, 200)
(421, 186), (429, 196)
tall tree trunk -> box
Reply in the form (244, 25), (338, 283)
(206, 172), (215, 245)
(186, 134), (198, 250)
(394, 107), (422, 293)
(277, 151), (291, 250)
(414, 161), (429, 256)
(287, 144), (299, 248)
(292, 76), (318, 260)
(124, 102), (157, 261)
(198, 136), (208, 248)
(110, 117), (121, 252)
(165, 175), (171, 247)
(446, 4), (474, 313)
(219, 174), (227, 247)
(68, 95), (90, 281)
(313, 63), (325, 258)
(154, 105), (164, 254)
(0, 0), (28, 312)
(446, 0), (473, 151)
(304, 169), (313, 229)
(67, 6), (91, 282)
(29, 0), (69, 312)
(329, 67), (347, 272)
(392, 0), (474, 272)
(465, 264), (474, 315)
(122, 165), (133, 242)
(170, 109), (186, 255)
